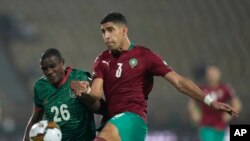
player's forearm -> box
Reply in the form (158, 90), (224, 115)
(23, 123), (32, 141)
(23, 117), (39, 141)
(176, 77), (205, 103)
(23, 106), (44, 141)
(78, 91), (101, 104)
(232, 97), (242, 113)
(165, 71), (209, 105)
(86, 98), (107, 115)
(77, 96), (107, 115)
(96, 99), (108, 115)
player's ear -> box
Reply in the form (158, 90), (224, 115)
(61, 58), (65, 64)
(123, 26), (128, 35)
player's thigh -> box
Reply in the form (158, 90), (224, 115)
(199, 127), (216, 141)
(108, 112), (148, 141)
(98, 122), (121, 141)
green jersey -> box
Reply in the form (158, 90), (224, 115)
(34, 67), (96, 141)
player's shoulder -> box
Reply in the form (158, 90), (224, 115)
(98, 50), (112, 59)
(133, 45), (155, 57)
(72, 68), (91, 76)
(134, 45), (152, 52)
(92, 50), (109, 63)
(35, 76), (48, 86)
(33, 76), (51, 92)
(71, 68), (84, 74)
(219, 83), (234, 90)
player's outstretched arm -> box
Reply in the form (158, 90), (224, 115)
(23, 105), (44, 141)
(164, 71), (239, 117)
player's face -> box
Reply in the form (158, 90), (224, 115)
(205, 66), (221, 85)
(40, 56), (65, 84)
(101, 22), (127, 51)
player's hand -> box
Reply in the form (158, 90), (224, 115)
(70, 80), (90, 96)
(210, 101), (239, 117)
(222, 112), (232, 123)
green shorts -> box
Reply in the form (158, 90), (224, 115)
(108, 112), (148, 141)
(199, 126), (226, 141)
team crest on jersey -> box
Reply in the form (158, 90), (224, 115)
(69, 90), (76, 98)
(129, 58), (138, 68)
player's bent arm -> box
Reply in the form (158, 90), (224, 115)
(76, 78), (104, 104)
(23, 105), (44, 141)
(89, 78), (104, 99)
(164, 71), (205, 103)
(223, 96), (242, 122)
(78, 98), (107, 115)
(231, 96), (242, 113)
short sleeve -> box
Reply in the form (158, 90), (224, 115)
(147, 50), (173, 76)
(33, 85), (43, 108)
(93, 55), (104, 79)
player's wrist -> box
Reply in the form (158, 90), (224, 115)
(204, 94), (214, 106)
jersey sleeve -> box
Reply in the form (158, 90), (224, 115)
(33, 84), (43, 108)
(93, 55), (104, 79)
(147, 50), (173, 76)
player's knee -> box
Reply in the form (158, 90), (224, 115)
(98, 123), (121, 141)
(93, 137), (107, 141)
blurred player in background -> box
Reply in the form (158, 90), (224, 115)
(188, 65), (242, 141)
(70, 12), (239, 141)
(23, 48), (101, 141)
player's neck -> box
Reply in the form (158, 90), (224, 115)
(120, 38), (131, 51)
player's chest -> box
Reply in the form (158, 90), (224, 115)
(102, 55), (146, 79)
(41, 85), (79, 107)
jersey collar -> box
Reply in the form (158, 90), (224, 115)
(127, 42), (135, 51)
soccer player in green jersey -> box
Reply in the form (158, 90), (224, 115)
(23, 48), (99, 141)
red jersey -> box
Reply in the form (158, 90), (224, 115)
(200, 84), (235, 129)
(93, 45), (172, 121)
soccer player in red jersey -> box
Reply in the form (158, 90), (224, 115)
(70, 12), (239, 141)
(188, 65), (242, 141)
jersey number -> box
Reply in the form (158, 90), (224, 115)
(51, 104), (70, 122)
(116, 63), (123, 78)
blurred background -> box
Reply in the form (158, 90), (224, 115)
(0, 0), (249, 140)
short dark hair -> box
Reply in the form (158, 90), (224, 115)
(100, 12), (128, 26)
(41, 48), (63, 61)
